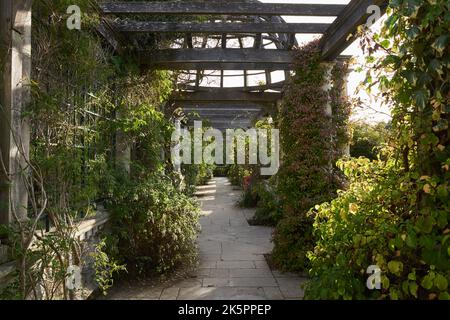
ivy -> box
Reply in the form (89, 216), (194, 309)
(272, 41), (349, 271)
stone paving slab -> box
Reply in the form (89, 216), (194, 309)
(104, 177), (307, 300)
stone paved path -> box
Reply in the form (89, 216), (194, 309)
(104, 177), (307, 300)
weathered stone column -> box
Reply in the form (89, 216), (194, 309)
(321, 62), (335, 171)
(0, 0), (32, 225)
(340, 62), (352, 158)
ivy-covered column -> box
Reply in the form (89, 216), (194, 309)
(0, 0), (32, 225)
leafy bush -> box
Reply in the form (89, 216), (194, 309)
(238, 178), (259, 208)
(109, 170), (200, 276)
(250, 180), (282, 226)
(227, 164), (252, 187)
(305, 158), (449, 300)
(183, 163), (214, 188)
(214, 166), (228, 177)
(305, 0), (450, 300)
(91, 239), (126, 296)
(272, 215), (315, 272)
(350, 122), (390, 160)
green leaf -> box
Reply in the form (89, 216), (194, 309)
(409, 282), (418, 298)
(421, 274), (434, 290)
(434, 274), (448, 291)
(414, 90), (428, 111)
(388, 260), (403, 275)
(432, 35), (449, 55)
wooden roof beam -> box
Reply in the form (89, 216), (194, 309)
(100, 2), (346, 16)
(139, 48), (295, 70)
(320, 0), (388, 60)
(113, 21), (330, 34)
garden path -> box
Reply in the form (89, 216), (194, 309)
(104, 177), (306, 300)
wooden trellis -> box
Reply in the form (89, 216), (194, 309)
(98, 0), (388, 126)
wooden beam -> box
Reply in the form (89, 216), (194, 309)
(100, 2), (346, 16)
(114, 21), (330, 34)
(140, 48), (295, 70)
(321, 0), (388, 60)
(97, 21), (123, 53)
(179, 81), (284, 92)
(172, 90), (282, 102)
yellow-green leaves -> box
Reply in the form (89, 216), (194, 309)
(388, 260), (404, 276)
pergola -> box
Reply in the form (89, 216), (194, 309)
(0, 0), (388, 224)
(97, 0), (388, 129)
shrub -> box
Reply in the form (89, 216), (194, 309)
(109, 170), (200, 276)
(350, 122), (390, 160)
(183, 163), (214, 188)
(227, 165), (252, 187)
(238, 177), (259, 208)
(304, 158), (449, 300)
(250, 180), (282, 227)
(272, 215), (315, 271)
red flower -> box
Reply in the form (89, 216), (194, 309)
(243, 176), (252, 190)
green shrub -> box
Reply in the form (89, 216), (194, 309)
(227, 165), (252, 187)
(183, 163), (214, 188)
(238, 185), (259, 208)
(304, 158), (449, 300)
(350, 122), (390, 160)
(250, 180), (282, 226)
(214, 166), (228, 177)
(109, 170), (200, 276)
(272, 215), (315, 272)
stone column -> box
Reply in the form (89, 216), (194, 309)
(340, 62), (352, 158)
(0, 0), (32, 225)
(321, 62), (335, 171)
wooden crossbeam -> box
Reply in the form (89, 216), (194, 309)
(140, 48), (295, 70)
(100, 2), (346, 16)
(179, 81), (284, 93)
(172, 90), (282, 102)
(114, 21), (330, 34)
(320, 0), (388, 60)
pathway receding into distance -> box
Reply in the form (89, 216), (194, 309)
(105, 177), (306, 300)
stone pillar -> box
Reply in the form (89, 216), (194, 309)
(321, 62), (335, 172)
(0, 0), (32, 225)
(321, 62), (335, 118)
(340, 63), (352, 158)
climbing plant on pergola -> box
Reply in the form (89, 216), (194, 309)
(97, 0), (388, 129)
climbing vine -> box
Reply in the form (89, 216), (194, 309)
(272, 40), (349, 271)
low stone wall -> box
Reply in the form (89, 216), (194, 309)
(0, 207), (110, 300)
